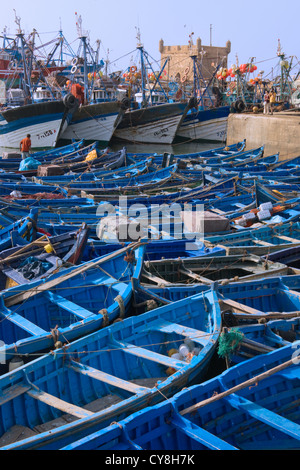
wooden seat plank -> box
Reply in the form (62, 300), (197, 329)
(68, 361), (150, 394)
(228, 394), (300, 441)
(46, 292), (96, 319)
(148, 320), (211, 346)
(111, 340), (186, 368)
(27, 389), (94, 418)
(0, 384), (31, 406)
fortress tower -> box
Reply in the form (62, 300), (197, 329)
(159, 37), (231, 83)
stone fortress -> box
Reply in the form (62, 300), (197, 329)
(159, 36), (231, 82)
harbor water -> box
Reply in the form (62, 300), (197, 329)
(0, 139), (224, 158)
(108, 138), (223, 156)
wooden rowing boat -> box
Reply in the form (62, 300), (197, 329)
(141, 253), (294, 286)
(0, 210), (38, 251)
(0, 224), (89, 289)
(218, 317), (300, 365)
(59, 343), (300, 450)
(204, 222), (300, 256)
(135, 275), (300, 325)
(0, 241), (145, 365)
(0, 287), (221, 450)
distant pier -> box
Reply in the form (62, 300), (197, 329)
(226, 111), (300, 160)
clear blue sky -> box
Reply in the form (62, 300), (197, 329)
(1, 0), (299, 79)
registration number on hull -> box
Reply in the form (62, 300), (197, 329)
(37, 129), (56, 140)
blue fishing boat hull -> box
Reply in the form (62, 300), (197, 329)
(138, 275), (300, 326)
(204, 222), (300, 255)
(128, 139), (246, 161)
(0, 210), (38, 251)
(83, 238), (225, 262)
(0, 100), (74, 150)
(176, 106), (230, 142)
(0, 242), (144, 363)
(0, 224), (90, 289)
(61, 344), (300, 450)
(113, 102), (188, 144)
(218, 317), (300, 365)
(0, 288), (221, 450)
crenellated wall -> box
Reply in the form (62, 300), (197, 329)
(159, 38), (231, 82)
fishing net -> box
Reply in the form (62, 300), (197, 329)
(17, 256), (52, 280)
(217, 328), (244, 358)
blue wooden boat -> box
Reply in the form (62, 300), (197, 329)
(106, 177), (238, 205)
(129, 139), (246, 163)
(254, 180), (300, 206)
(271, 154), (300, 170)
(263, 245), (300, 268)
(0, 224), (89, 289)
(32, 147), (137, 177)
(60, 163), (178, 194)
(29, 210), (232, 239)
(0, 142), (127, 175)
(213, 151), (279, 169)
(83, 238), (226, 262)
(35, 178), (240, 216)
(6, 210), (116, 238)
(0, 241), (144, 364)
(0, 287), (221, 450)
(0, 182), (67, 197)
(204, 221), (300, 255)
(198, 161), (296, 183)
(0, 140), (89, 171)
(0, 197), (96, 212)
(60, 343), (300, 451)
(218, 317), (300, 365)
(73, 175), (236, 204)
(193, 145), (264, 165)
(141, 253), (290, 286)
(33, 157), (152, 184)
(232, 166), (299, 179)
(11, 193), (252, 240)
(0, 147), (131, 179)
(204, 193), (255, 216)
(135, 275), (300, 328)
(0, 210), (38, 251)
(28, 139), (86, 159)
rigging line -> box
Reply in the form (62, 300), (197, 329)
(0, 275), (134, 324)
(12, 331), (215, 358)
(110, 49), (137, 65)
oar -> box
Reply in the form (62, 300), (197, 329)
(181, 355), (299, 416)
(0, 235), (48, 263)
(5, 240), (145, 307)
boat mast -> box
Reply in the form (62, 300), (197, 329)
(136, 28), (146, 106)
(13, 10), (32, 103)
(75, 13), (89, 104)
(191, 53), (216, 108)
(136, 27), (168, 106)
(277, 39), (293, 102)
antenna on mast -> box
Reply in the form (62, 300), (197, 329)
(75, 12), (83, 37)
(277, 38), (282, 56)
(13, 9), (22, 34)
(135, 27), (142, 47)
(75, 12), (88, 38)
